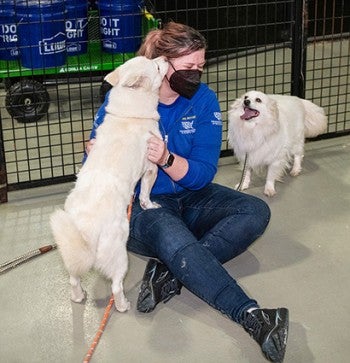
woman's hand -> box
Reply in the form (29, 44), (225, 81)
(147, 132), (189, 179)
(147, 133), (168, 165)
(85, 138), (96, 155)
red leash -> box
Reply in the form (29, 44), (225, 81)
(82, 295), (115, 363)
(83, 198), (134, 362)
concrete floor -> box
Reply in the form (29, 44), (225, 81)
(0, 135), (349, 363)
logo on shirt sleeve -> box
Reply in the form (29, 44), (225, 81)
(211, 111), (222, 126)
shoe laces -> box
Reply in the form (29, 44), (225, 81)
(242, 310), (264, 341)
(161, 276), (178, 294)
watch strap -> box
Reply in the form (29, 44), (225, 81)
(161, 153), (175, 169)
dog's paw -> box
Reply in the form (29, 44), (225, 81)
(149, 201), (161, 209)
(114, 298), (131, 313)
(140, 200), (161, 210)
(290, 167), (301, 177)
(263, 180), (277, 197)
(264, 186), (277, 197)
(291, 155), (302, 176)
(71, 289), (86, 303)
(235, 181), (249, 191)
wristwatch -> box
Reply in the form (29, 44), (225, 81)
(161, 152), (175, 169)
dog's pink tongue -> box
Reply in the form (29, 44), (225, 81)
(240, 107), (260, 120)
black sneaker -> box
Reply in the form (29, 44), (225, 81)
(137, 259), (182, 313)
(241, 308), (289, 362)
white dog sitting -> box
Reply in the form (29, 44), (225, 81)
(228, 90), (327, 196)
(50, 56), (168, 312)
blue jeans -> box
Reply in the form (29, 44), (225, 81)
(127, 183), (270, 323)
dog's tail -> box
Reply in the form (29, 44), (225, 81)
(50, 209), (94, 276)
(301, 99), (328, 138)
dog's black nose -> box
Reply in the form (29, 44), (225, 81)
(244, 99), (250, 106)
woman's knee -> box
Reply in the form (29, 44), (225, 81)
(132, 208), (196, 258)
(252, 196), (271, 229)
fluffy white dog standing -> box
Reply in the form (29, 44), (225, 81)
(228, 90), (327, 196)
(50, 56), (169, 312)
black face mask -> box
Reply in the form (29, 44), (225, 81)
(168, 62), (202, 99)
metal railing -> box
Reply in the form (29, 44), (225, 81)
(0, 0), (349, 202)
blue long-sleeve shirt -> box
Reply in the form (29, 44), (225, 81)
(84, 83), (223, 195)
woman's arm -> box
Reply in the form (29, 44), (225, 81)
(147, 87), (223, 190)
(82, 91), (111, 162)
(147, 134), (189, 180)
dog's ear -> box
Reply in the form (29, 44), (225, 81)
(230, 98), (242, 110)
(104, 68), (120, 86)
(268, 98), (279, 120)
(121, 75), (151, 89)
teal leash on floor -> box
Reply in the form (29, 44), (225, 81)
(0, 244), (57, 274)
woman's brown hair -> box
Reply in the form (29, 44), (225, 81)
(138, 21), (207, 59)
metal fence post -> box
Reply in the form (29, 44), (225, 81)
(291, 0), (308, 98)
(0, 113), (8, 203)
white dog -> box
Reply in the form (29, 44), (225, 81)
(228, 90), (327, 196)
(50, 56), (169, 312)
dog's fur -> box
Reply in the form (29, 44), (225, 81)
(228, 90), (327, 196)
(50, 56), (168, 312)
